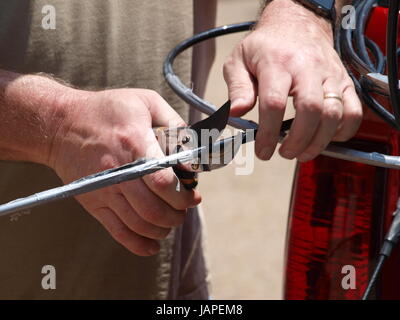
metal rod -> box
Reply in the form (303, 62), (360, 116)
(0, 146), (205, 217)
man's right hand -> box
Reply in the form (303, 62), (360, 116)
(48, 88), (201, 256)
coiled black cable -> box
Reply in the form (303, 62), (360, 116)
(355, 0), (377, 70)
(340, 0), (400, 129)
(387, 0), (400, 125)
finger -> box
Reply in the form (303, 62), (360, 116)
(134, 129), (202, 211)
(297, 78), (344, 162)
(108, 192), (171, 240)
(333, 85), (363, 141)
(94, 207), (160, 256)
(279, 75), (324, 159)
(255, 66), (292, 160)
(223, 46), (257, 117)
(120, 178), (187, 228)
(140, 90), (187, 127)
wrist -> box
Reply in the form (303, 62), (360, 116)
(47, 86), (95, 170)
(261, 0), (333, 40)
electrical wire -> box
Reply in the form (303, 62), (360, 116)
(363, 198), (400, 300)
(355, 0), (377, 70)
(362, 255), (387, 300)
(339, 1), (400, 129)
(387, 0), (400, 126)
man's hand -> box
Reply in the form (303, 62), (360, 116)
(223, 0), (362, 162)
(47, 88), (201, 256)
(0, 72), (200, 256)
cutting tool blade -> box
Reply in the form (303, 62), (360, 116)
(189, 100), (231, 147)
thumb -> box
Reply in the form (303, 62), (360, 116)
(223, 55), (257, 117)
(140, 90), (186, 128)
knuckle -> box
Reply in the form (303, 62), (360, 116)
(228, 80), (252, 92)
(323, 105), (342, 122)
(347, 107), (363, 121)
(264, 44), (295, 64)
(344, 78), (357, 89)
(296, 97), (322, 114)
(99, 155), (119, 171)
(293, 47), (323, 67)
(329, 63), (345, 77)
(308, 49), (324, 65)
(311, 55), (323, 66)
(116, 130), (137, 151)
(143, 89), (160, 100)
(141, 89), (163, 106)
(265, 94), (286, 111)
(223, 57), (235, 74)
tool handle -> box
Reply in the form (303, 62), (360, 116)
(173, 167), (198, 190)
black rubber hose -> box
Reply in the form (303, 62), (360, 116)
(342, 19), (397, 128)
(355, 0), (377, 70)
(387, 0), (400, 126)
(362, 254), (386, 300)
(365, 37), (385, 73)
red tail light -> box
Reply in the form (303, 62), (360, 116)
(285, 141), (388, 300)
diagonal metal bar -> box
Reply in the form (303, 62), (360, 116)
(0, 146), (206, 217)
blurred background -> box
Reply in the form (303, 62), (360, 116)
(199, 0), (296, 299)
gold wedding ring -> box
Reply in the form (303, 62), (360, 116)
(324, 93), (343, 103)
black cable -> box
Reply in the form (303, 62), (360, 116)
(365, 37), (385, 73)
(341, 30), (398, 127)
(362, 255), (387, 300)
(387, 0), (400, 125)
(340, 1), (400, 129)
(355, 0), (377, 70)
(362, 199), (400, 300)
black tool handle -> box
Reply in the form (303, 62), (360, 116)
(173, 167), (198, 190)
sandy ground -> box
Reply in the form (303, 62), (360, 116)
(199, 0), (296, 300)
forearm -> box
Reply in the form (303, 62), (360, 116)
(0, 70), (75, 165)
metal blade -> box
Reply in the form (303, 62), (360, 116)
(189, 100), (231, 145)
(205, 133), (245, 171)
(193, 130), (256, 172)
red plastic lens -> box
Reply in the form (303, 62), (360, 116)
(284, 146), (388, 300)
